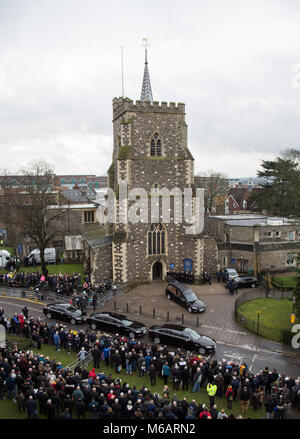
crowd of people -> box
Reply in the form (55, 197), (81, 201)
(166, 271), (195, 284)
(0, 270), (113, 301)
(0, 308), (299, 420)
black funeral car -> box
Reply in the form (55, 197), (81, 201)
(148, 324), (216, 355)
(42, 303), (86, 325)
(86, 312), (147, 339)
(165, 280), (206, 313)
(226, 275), (259, 289)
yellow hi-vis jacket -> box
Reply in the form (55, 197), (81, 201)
(207, 384), (217, 396)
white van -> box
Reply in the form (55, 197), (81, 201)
(0, 250), (13, 269)
(28, 248), (56, 265)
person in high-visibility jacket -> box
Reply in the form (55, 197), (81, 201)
(207, 382), (217, 409)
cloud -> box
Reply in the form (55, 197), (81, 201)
(0, 0), (300, 177)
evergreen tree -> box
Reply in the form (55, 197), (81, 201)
(250, 149), (300, 215)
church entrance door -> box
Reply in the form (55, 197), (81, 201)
(152, 261), (163, 280)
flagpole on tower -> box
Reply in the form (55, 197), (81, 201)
(121, 46), (125, 98)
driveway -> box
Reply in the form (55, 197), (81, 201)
(101, 280), (263, 348)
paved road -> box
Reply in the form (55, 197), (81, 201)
(1, 296), (300, 378)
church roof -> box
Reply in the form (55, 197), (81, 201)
(81, 223), (112, 249)
(140, 48), (153, 103)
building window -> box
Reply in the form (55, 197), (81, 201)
(287, 253), (295, 265)
(267, 231), (273, 237)
(222, 256), (227, 267)
(84, 211), (95, 223)
(288, 231), (295, 241)
(148, 223), (166, 255)
(275, 231), (281, 238)
(150, 133), (162, 157)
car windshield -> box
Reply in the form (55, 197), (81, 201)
(184, 291), (198, 302)
(183, 328), (200, 341)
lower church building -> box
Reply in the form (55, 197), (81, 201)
(82, 49), (218, 288)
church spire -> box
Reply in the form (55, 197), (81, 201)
(140, 38), (153, 103)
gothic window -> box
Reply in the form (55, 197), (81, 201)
(148, 223), (166, 255)
(150, 133), (162, 157)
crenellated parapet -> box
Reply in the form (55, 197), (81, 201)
(113, 97), (185, 120)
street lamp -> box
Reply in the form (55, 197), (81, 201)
(257, 310), (261, 335)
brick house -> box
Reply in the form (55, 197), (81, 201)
(204, 214), (300, 274)
(224, 187), (260, 215)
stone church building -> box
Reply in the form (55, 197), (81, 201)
(82, 49), (217, 287)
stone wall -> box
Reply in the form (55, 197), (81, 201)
(91, 244), (113, 284)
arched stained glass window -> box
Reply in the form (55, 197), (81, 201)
(150, 133), (162, 157)
(148, 223), (166, 255)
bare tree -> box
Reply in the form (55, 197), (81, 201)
(195, 170), (228, 214)
(0, 160), (68, 275)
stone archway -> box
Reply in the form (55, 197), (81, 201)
(152, 261), (163, 280)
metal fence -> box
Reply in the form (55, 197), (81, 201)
(65, 350), (93, 371)
(235, 288), (294, 344)
(0, 284), (123, 309)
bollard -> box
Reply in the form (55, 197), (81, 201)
(139, 305), (142, 316)
(182, 314), (184, 324)
(197, 316), (199, 328)
(126, 303), (129, 313)
(153, 308), (155, 319)
(114, 301), (117, 311)
(167, 311), (169, 322)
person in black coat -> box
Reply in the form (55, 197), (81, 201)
(92, 345), (101, 369)
(75, 397), (86, 419)
(46, 399), (57, 419)
(63, 394), (74, 416)
(149, 363), (156, 386)
(181, 366), (190, 391)
(26, 396), (37, 419)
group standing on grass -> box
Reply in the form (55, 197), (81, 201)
(0, 308), (299, 419)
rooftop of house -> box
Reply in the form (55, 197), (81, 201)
(60, 188), (97, 203)
(208, 214), (300, 227)
(81, 222), (112, 249)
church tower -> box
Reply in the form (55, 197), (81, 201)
(108, 46), (205, 287)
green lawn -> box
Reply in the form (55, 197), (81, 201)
(0, 339), (267, 419)
(238, 298), (294, 329)
(272, 275), (298, 289)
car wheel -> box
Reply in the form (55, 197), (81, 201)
(91, 323), (97, 330)
(70, 318), (76, 325)
(154, 336), (160, 344)
(129, 332), (135, 339)
(167, 294), (171, 300)
(199, 347), (206, 355)
(46, 313), (52, 319)
(251, 283), (256, 288)
(188, 306), (192, 313)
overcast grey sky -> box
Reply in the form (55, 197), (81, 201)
(1, 0), (300, 178)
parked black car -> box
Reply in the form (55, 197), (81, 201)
(86, 311), (147, 339)
(148, 324), (216, 355)
(226, 275), (259, 289)
(42, 303), (86, 325)
(165, 280), (206, 313)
